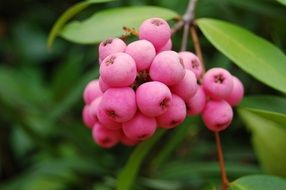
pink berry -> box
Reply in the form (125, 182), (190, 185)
(149, 51), (185, 85)
(83, 80), (102, 104)
(97, 107), (122, 130)
(122, 112), (156, 141)
(82, 105), (96, 128)
(157, 94), (187, 129)
(120, 131), (139, 146)
(125, 40), (156, 71)
(98, 77), (110, 92)
(186, 86), (207, 116)
(225, 76), (244, 106)
(98, 87), (137, 123)
(170, 70), (198, 101)
(179, 51), (203, 79)
(202, 100), (233, 132)
(92, 123), (120, 148)
(89, 96), (102, 122)
(202, 68), (233, 100)
(139, 18), (171, 50)
(157, 39), (172, 53)
(100, 52), (137, 87)
(98, 38), (126, 61)
(136, 81), (172, 117)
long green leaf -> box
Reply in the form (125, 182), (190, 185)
(197, 18), (286, 94)
(60, 6), (179, 44)
(229, 175), (286, 190)
(48, 0), (116, 48)
(116, 129), (165, 190)
(277, 0), (286, 6)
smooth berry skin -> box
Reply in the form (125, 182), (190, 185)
(157, 39), (172, 53)
(82, 105), (96, 128)
(98, 77), (110, 92)
(99, 87), (137, 123)
(179, 51), (203, 79)
(139, 17), (171, 50)
(89, 96), (102, 122)
(157, 94), (187, 129)
(202, 68), (234, 100)
(92, 123), (120, 148)
(99, 38), (126, 61)
(83, 80), (102, 104)
(120, 130), (139, 146)
(225, 76), (244, 106)
(150, 51), (185, 86)
(100, 52), (137, 87)
(170, 70), (198, 101)
(186, 86), (207, 116)
(122, 112), (156, 141)
(125, 40), (156, 71)
(97, 107), (122, 130)
(136, 81), (172, 117)
(202, 100), (233, 132)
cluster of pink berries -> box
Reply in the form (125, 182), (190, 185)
(82, 18), (244, 148)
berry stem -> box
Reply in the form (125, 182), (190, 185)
(190, 24), (205, 74)
(214, 131), (229, 190)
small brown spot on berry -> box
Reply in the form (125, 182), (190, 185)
(160, 98), (170, 110)
(103, 38), (113, 46)
(179, 57), (185, 68)
(106, 109), (118, 119)
(105, 55), (116, 66)
(214, 74), (225, 84)
(191, 60), (199, 69)
(151, 19), (163, 26)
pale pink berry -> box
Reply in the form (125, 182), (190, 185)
(179, 51), (203, 79)
(136, 81), (172, 117)
(139, 18), (171, 50)
(149, 51), (185, 85)
(157, 94), (187, 129)
(98, 77), (110, 92)
(98, 87), (137, 123)
(122, 112), (156, 141)
(202, 68), (233, 100)
(170, 70), (198, 101)
(98, 38), (126, 61)
(100, 52), (137, 87)
(89, 96), (102, 122)
(202, 100), (233, 132)
(82, 105), (96, 128)
(157, 39), (172, 53)
(225, 76), (244, 106)
(125, 40), (156, 71)
(120, 131), (139, 146)
(92, 123), (120, 148)
(83, 80), (102, 104)
(186, 86), (206, 116)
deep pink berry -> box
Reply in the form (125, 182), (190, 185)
(225, 76), (244, 106)
(179, 51), (203, 79)
(157, 94), (187, 129)
(149, 51), (185, 85)
(98, 77), (110, 92)
(99, 38), (126, 61)
(100, 52), (137, 87)
(92, 123), (120, 148)
(82, 105), (96, 128)
(120, 131), (139, 146)
(97, 107), (122, 130)
(157, 39), (172, 53)
(89, 96), (102, 122)
(202, 68), (233, 100)
(136, 81), (172, 117)
(186, 86), (206, 116)
(202, 100), (233, 132)
(122, 112), (156, 141)
(83, 80), (102, 104)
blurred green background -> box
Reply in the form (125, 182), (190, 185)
(0, 0), (286, 189)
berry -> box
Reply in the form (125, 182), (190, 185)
(122, 112), (156, 141)
(170, 70), (198, 101)
(100, 52), (137, 87)
(120, 131), (139, 146)
(125, 40), (156, 71)
(99, 87), (137, 122)
(202, 68), (233, 100)
(186, 86), (206, 116)
(149, 51), (185, 85)
(89, 96), (102, 122)
(157, 39), (172, 53)
(97, 107), (122, 130)
(99, 38), (126, 61)
(136, 81), (172, 117)
(83, 80), (102, 104)
(157, 94), (187, 129)
(82, 105), (96, 128)
(179, 51), (203, 79)
(92, 123), (120, 148)
(139, 17), (171, 50)
(202, 100), (233, 132)
(98, 77), (110, 92)
(225, 76), (244, 106)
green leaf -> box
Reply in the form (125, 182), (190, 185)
(229, 175), (286, 190)
(60, 6), (179, 44)
(116, 129), (166, 190)
(277, 0), (286, 6)
(239, 95), (286, 128)
(238, 109), (286, 178)
(47, 0), (116, 48)
(197, 18), (286, 94)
